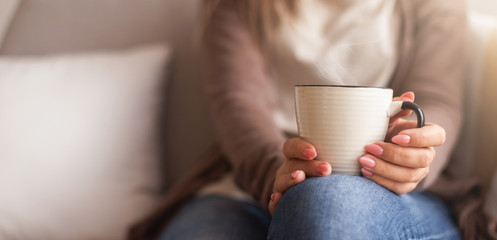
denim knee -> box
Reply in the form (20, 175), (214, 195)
(284, 174), (384, 201)
(268, 175), (402, 239)
(279, 174), (394, 213)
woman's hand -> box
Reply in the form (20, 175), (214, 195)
(268, 92), (446, 214)
(359, 92), (446, 194)
(268, 138), (332, 215)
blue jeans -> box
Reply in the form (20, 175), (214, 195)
(159, 175), (461, 240)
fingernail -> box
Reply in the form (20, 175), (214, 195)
(365, 144), (383, 156)
(291, 170), (300, 180)
(271, 194), (275, 201)
(361, 168), (374, 177)
(392, 135), (410, 145)
(317, 163), (330, 175)
(359, 156), (376, 168)
(401, 91), (414, 100)
(303, 148), (317, 159)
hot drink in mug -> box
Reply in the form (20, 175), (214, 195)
(294, 85), (424, 175)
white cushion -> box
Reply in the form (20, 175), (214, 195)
(0, 44), (170, 240)
(449, 13), (497, 180)
(2, 0), (211, 190)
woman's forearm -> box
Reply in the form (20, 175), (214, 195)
(203, 0), (286, 208)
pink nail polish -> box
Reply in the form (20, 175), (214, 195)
(359, 156), (376, 168)
(361, 168), (374, 177)
(303, 148), (316, 159)
(365, 144), (383, 156)
(401, 92), (414, 99)
(271, 194), (275, 201)
(291, 170), (299, 179)
(392, 135), (411, 145)
(317, 163), (330, 175)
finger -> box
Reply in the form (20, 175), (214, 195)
(285, 159), (332, 177)
(392, 123), (446, 147)
(389, 92), (415, 125)
(273, 170), (306, 193)
(386, 119), (418, 140)
(385, 118), (408, 142)
(268, 192), (283, 216)
(359, 154), (429, 183)
(388, 110), (412, 125)
(361, 169), (418, 195)
(365, 142), (435, 168)
(283, 138), (317, 160)
(397, 91), (415, 101)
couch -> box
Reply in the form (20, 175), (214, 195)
(0, 1), (213, 239)
(0, 0), (496, 239)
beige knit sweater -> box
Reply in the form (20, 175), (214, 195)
(203, 0), (466, 209)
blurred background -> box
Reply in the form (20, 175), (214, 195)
(470, 0), (497, 15)
(0, 0), (496, 240)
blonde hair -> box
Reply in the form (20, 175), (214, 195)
(203, 0), (299, 48)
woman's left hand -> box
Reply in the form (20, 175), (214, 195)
(359, 92), (446, 194)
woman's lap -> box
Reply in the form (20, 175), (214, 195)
(160, 175), (460, 240)
(269, 175), (460, 240)
(158, 195), (271, 240)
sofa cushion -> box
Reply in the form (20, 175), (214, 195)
(0, 0), (214, 188)
(449, 13), (497, 187)
(0, 44), (170, 240)
(472, 25), (497, 191)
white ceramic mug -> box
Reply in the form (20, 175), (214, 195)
(295, 85), (424, 175)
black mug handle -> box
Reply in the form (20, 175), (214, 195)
(401, 101), (425, 128)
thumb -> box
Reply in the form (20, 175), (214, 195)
(268, 192), (282, 216)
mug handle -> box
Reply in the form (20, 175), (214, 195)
(388, 101), (425, 128)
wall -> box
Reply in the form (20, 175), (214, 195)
(469, 0), (497, 16)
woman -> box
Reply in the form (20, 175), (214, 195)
(130, 0), (467, 239)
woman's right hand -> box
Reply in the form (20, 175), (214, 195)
(268, 138), (332, 215)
